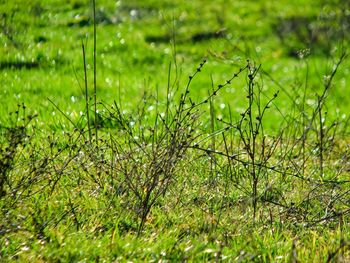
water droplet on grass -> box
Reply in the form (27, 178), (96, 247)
(22, 246), (30, 251)
(105, 78), (112, 86)
(130, 9), (138, 19)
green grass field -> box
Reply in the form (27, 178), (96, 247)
(1, 0), (350, 261)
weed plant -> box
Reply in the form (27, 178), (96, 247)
(1, 58), (350, 262)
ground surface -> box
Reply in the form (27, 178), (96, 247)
(1, 0), (350, 262)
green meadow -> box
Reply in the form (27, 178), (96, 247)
(1, 0), (350, 261)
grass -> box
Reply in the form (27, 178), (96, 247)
(1, 0), (350, 261)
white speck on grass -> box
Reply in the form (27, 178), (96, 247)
(203, 248), (215, 253)
(71, 96), (76, 103)
(271, 64), (279, 71)
(22, 246), (30, 251)
(227, 87), (235, 93)
(130, 9), (138, 18)
(179, 11), (187, 21)
(105, 77), (112, 86)
(220, 103), (225, 109)
(306, 99), (315, 105)
(323, 75), (331, 84)
(341, 78), (346, 87)
(184, 245), (193, 252)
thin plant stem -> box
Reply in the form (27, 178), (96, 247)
(92, 0), (98, 145)
(82, 41), (92, 143)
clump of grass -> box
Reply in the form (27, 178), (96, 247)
(0, 104), (36, 198)
(186, 52), (350, 230)
(96, 60), (214, 234)
(2, 35), (348, 261)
